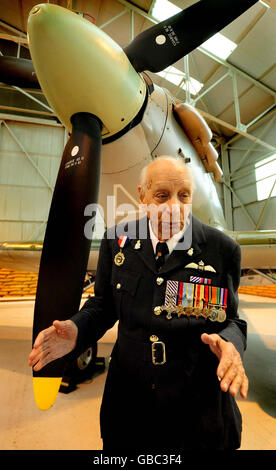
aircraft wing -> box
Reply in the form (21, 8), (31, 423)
(1, 231), (275, 271)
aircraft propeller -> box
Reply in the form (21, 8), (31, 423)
(124, 0), (258, 73)
(0, 0), (259, 409)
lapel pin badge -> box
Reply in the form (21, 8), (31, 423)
(187, 247), (193, 256)
(134, 240), (141, 250)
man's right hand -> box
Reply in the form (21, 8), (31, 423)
(28, 320), (78, 371)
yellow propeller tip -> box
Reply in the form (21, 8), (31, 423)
(33, 377), (62, 410)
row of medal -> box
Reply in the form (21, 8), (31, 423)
(154, 280), (228, 322)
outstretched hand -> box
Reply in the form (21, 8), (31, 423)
(28, 320), (78, 371)
(201, 333), (248, 399)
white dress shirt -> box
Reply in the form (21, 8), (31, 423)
(149, 219), (188, 258)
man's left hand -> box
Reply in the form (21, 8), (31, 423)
(201, 333), (248, 399)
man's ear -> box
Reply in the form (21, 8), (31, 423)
(137, 185), (144, 204)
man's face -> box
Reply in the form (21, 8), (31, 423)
(138, 161), (193, 240)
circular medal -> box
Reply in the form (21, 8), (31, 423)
(209, 308), (218, 322)
(114, 251), (125, 266)
(218, 308), (226, 323)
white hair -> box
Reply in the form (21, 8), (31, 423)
(139, 155), (194, 196)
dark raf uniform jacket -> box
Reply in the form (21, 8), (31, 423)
(70, 215), (246, 451)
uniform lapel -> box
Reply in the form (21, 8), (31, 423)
(133, 237), (156, 273)
(130, 216), (157, 273)
(129, 215), (207, 275)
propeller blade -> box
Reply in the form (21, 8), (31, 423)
(0, 56), (40, 89)
(32, 112), (102, 410)
(124, 0), (258, 73)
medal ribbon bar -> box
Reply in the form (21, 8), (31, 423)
(161, 281), (228, 322)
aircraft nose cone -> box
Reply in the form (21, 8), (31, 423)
(27, 4), (146, 137)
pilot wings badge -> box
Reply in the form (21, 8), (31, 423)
(184, 260), (216, 272)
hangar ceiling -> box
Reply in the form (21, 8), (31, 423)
(0, 0), (275, 143)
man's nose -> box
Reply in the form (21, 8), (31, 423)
(163, 200), (181, 223)
(167, 196), (180, 211)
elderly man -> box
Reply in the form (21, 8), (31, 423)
(29, 156), (248, 451)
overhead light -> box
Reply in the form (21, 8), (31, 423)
(157, 66), (203, 96)
(259, 1), (270, 8)
(151, 0), (237, 61)
(151, 0), (181, 21)
(255, 155), (276, 201)
(201, 33), (237, 60)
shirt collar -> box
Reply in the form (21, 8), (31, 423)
(149, 219), (188, 255)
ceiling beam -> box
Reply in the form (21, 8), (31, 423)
(198, 107), (276, 152)
(197, 46), (276, 98)
(0, 20), (27, 38)
(0, 33), (28, 45)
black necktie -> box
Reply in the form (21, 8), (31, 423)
(155, 242), (169, 271)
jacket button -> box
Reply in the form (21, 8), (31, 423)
(150, 335), (159, 342)
(156, 277), (164, 285)
(154, 306), (162, 315)
(116, 283), (121, 290)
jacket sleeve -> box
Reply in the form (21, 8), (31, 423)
(68, 231), (118, 359)
(218, 242), (247, 358)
